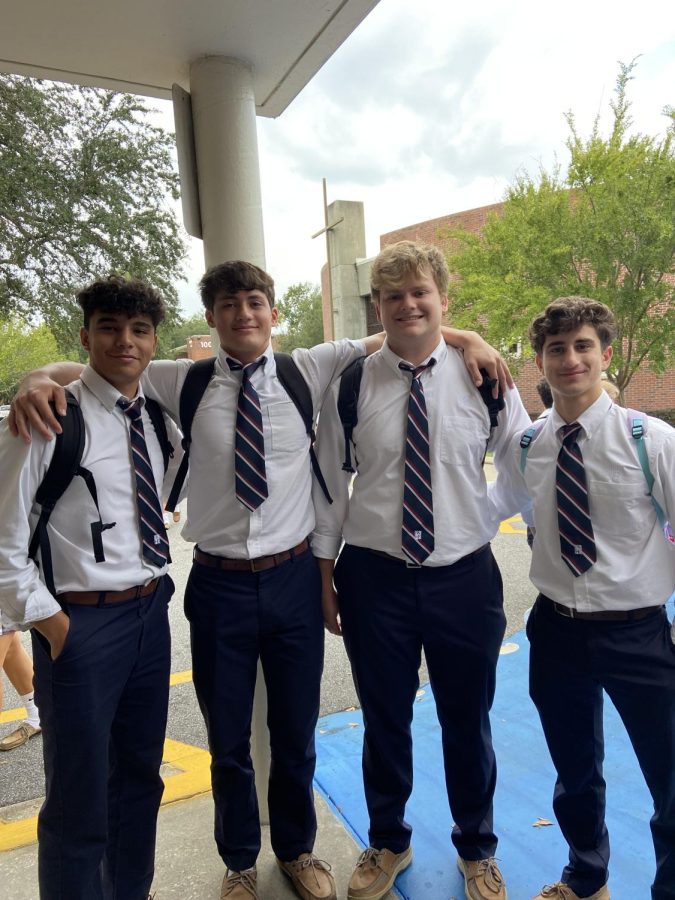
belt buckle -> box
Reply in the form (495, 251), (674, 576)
(405, 559), (421, 569)
(250, 557), (264, 573)
(558, 603), (574, 618)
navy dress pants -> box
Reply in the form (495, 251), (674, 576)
(528, 596), (675, 900)
(334, 543), (506, 859)
(32, 576), (173, 900)
(185, 547), (323, 871)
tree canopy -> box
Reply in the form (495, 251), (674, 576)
(0, 318), (75, 403)
(0, 75), (186, 354)
(275, 282), (324, 352)
(445, 61), (674, 394)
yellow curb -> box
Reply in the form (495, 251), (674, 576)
(0, 671), (209, 853)
(0, 706), (26, 726)
(499, 515), (526, 535)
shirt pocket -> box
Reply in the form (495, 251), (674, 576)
(588, 480), (653, 537)
(267, 401), (308, 452)
(440, 415), (488, 466)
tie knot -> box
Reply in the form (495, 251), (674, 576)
(117, 396), (142, 420)
(562, 422), (582, 444)
(227, 357), (265, 381)
(399, 359), (435, 381)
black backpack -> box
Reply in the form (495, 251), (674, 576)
(165, 353), (333, 511)
(337, 359), (505, 472)
(29, 389), (173, 597)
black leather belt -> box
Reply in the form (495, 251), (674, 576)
(540, 595), (663, 622)
(58, 578), (160, 606)
(194, 539), (310, 573)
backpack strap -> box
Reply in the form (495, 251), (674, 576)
(625, 409), (674, 544)
(335, 360), (504, 473)
(476, 368), (505, 465)
(519, 415), (549, 474)
(336, 357), (365, 473)
(144, 397), (173, 472)
(28, 390), (115, 597)
(274, 352), (332, 504)
(166, 357), (215, 512)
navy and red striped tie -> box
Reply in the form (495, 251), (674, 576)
(228, 358), (268, 512)
(399, 360), (435, 565)
(556, 422), (596, 576)
(117, 397), (169, 567)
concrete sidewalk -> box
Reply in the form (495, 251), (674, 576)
(1, 789), (367, 900)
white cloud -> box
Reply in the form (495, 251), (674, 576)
(173, 0), (675, 313)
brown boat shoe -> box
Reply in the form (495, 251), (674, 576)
(278, 853), (336, 900)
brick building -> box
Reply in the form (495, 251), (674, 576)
(379, 204), (675, 418)
(173, 334), (214, 361)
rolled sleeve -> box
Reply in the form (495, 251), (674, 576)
(0, 427), (62, 630)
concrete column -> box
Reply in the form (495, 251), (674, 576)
(189, 56), (266, 268)
(326, 200), (367, 339)
(188, 55), (270, 822)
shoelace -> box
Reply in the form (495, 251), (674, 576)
(287, 854), (333, 887)
(473, 858), (504, 891)
(541, 885), (575, 899)
(223, 869), (257, 897)
(356, 847), (385, 870)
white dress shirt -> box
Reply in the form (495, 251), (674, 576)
(0, 366), (182, 631)
(490, 391), (675, 611)
(141, 339), (365, 558)
(311, 339), (532, 565)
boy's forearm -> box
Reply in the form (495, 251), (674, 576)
(32, 362), (85, 385)
(10, 362), (85, 443)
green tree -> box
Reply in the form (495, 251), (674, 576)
(275, 282), (324, 352)
(446, 61), (674, 395)
(0, 318), (75, 402)
(0, 75), (186, 354)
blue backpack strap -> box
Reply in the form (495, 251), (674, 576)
(519, 409), (551, 473)
(626, 409), (674, 543)
(519, 418), (547, 474)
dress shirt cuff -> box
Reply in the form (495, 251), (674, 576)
(310, 533), (342, 560)
(0, 585), (62, 632)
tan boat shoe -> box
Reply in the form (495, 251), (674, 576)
(347, 846), (412, 900)
(278, 853), (336, 900)
(220, 867), (258, 899)
(532, 882), (609, 900)
(0, 723), (42, 751)
(457, 856), (507, 900)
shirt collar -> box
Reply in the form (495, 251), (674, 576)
(80, 365), (147, 413)
(217, 344), (273, 375)
(380, 337), (447, 377)
(550, 389), (612, 439)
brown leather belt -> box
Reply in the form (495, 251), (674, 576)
(365, 543), (489, 568)
(194, 539), (310, 573)
(540, 595), (663, 622)
(58, 578), (160, 607)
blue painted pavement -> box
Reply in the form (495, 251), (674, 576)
(315, 600), (674, 899)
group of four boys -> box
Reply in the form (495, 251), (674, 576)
(1, 239), (673, 900)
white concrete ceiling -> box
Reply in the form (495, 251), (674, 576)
(0, 0), (380, 117)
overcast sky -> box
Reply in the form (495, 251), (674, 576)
(169, 0), (675, 316)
